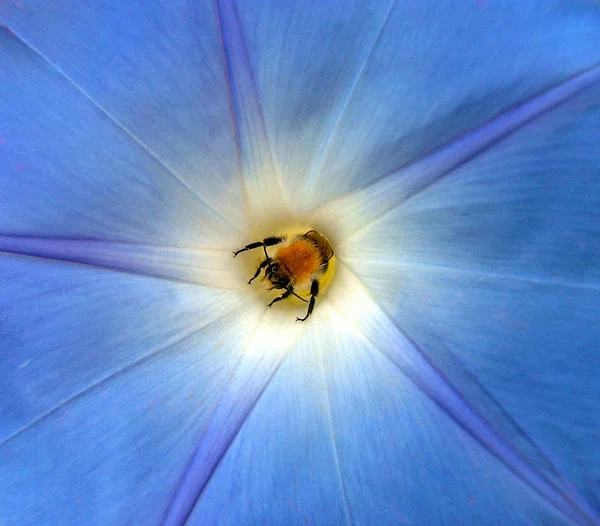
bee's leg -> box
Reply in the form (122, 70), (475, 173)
(248, 259), (268, 284)
(233, 236), (285, 257)
(268, 288), (292, 308)
(296, 280), (319, 322)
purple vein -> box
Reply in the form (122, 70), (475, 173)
(0, 236), (241, 290)
(0, 308), (238, 448)
(162, 306), (268, 526)
(332, 261), (600, 526)
(163, 309), (302, 526)
(312, 63), (600, 240)
(371, 334), (600, 525)
(303, 0), (397, 197)
(1, 24), (238, 231)
(341, 257), (600, 292)
(375, 62), (600, 211)
(214, 0), (287, 217)
(213, 0), (246, 207)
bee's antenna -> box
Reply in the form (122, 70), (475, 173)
(263, 245), (274, 274)
(291, 291), (309, 303)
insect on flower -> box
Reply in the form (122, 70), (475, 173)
(233, 230), (334, 321)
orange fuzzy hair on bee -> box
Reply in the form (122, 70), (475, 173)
(274, 239), (322, 285)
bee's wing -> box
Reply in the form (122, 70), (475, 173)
(301, 230), (334, 261)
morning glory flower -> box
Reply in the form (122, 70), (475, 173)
(1, 1), (600, 525)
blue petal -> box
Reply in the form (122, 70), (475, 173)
(0, 253), (259, 524)
(312, 65), (600, 245)
(234, 0), (398, 215)
(190, 306), (570, 525)
(234, 0), (600, 212)
(0, 237), (242, 289)
(0, 2), (245, 235)
(163, 310), (305, 525)
(339, 79), (600, 516)
(214, 0), (289, 224)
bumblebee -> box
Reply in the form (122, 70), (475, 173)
(233, 230), (334, 321)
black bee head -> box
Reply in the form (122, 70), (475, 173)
(264, 261), (290, 290)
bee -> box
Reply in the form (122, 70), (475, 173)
(233, 230), (334, 321)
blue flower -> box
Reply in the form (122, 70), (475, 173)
(1, 1), (600, 524)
